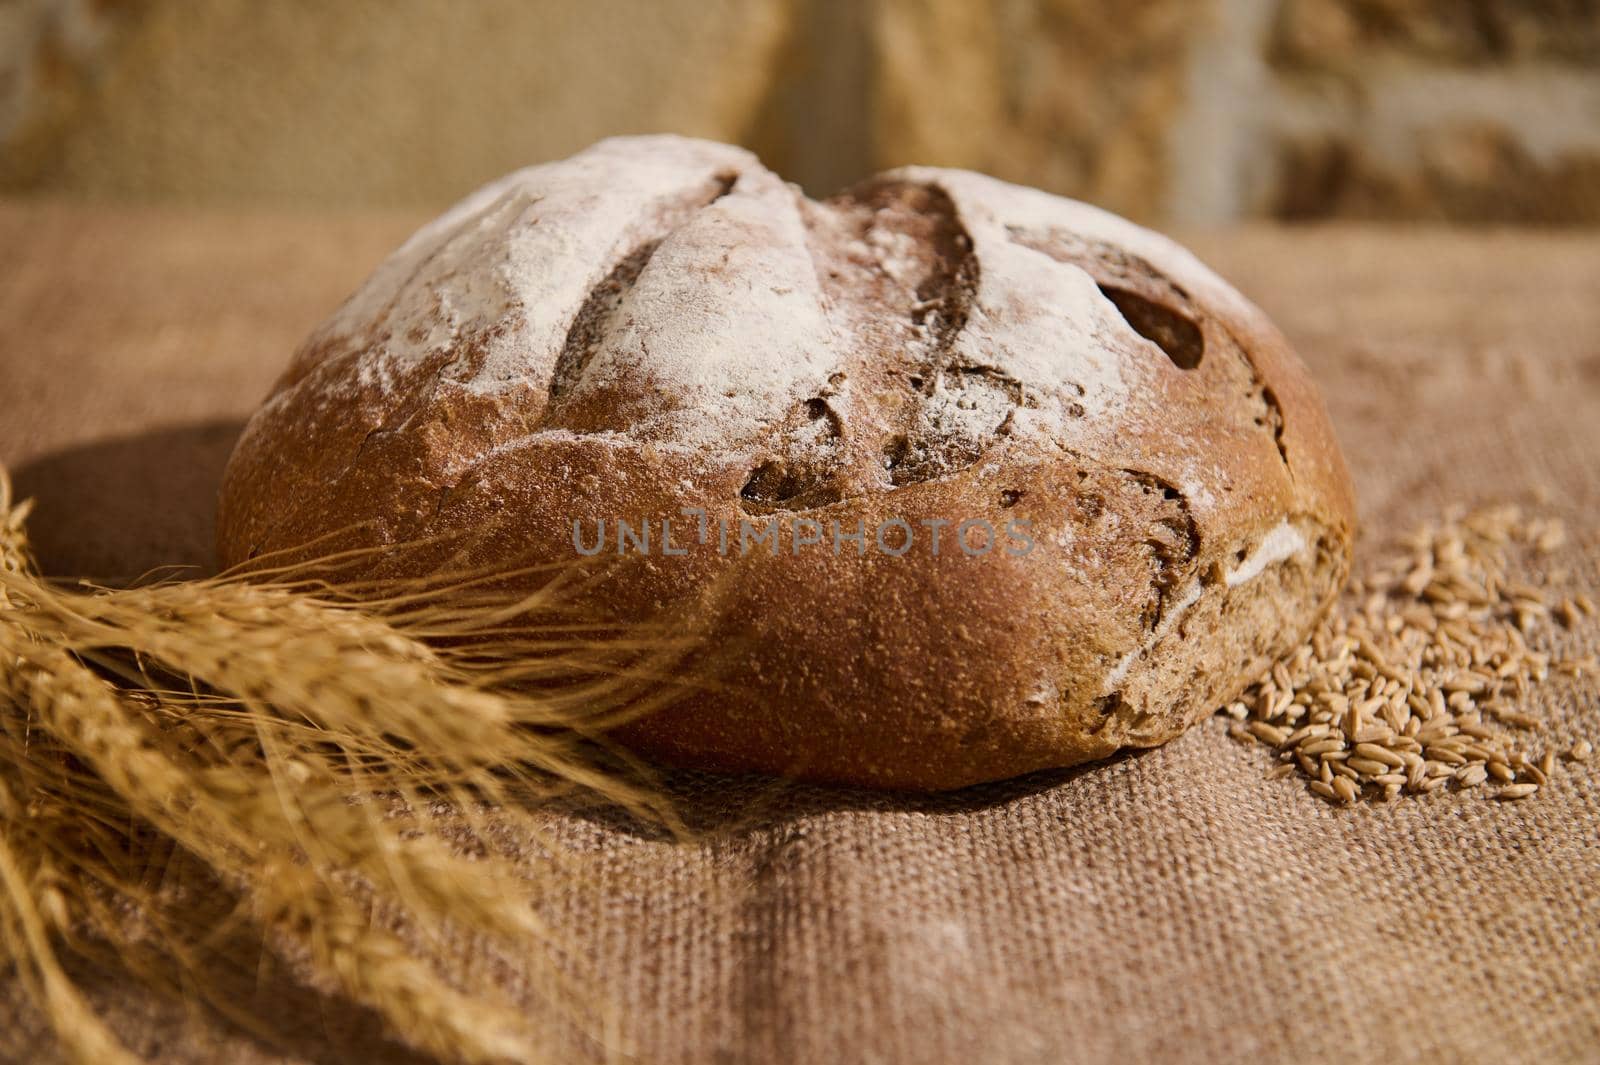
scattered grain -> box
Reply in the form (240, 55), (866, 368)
(1223, 505), (1584, 804)
(1248, 721), (1289, 746)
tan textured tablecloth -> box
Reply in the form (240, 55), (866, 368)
(2, 202), (1598, 1064)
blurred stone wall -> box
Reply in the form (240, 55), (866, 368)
(0, 0), (791, 205)
(2, 0), (1596, 222)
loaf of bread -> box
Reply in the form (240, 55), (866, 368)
(218, 135), (1355, 790)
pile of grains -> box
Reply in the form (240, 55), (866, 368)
(1225, 504), (1597, 803)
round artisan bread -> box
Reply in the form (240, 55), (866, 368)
(217, 135), (1355, 791)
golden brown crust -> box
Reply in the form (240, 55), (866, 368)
(217, 135), (1355, 790)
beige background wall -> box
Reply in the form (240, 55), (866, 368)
(1, 0), (1596, 223)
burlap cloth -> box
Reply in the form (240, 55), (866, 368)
(2, 201), (1597, 1064)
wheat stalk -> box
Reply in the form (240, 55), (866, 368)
(0, 464), (691, 1064)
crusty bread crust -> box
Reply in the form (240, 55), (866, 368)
(217, 135), (1355, 790)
